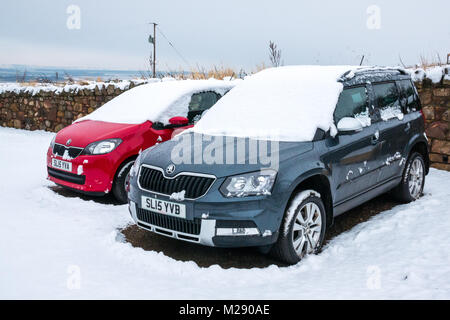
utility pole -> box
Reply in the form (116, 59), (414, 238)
(149, 22), (157, 78)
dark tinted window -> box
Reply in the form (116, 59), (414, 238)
(334, 87), (369, 123)
(373, 82), (401, 111)
(398, 80), (420, 112)
(188, 91), (220, 123)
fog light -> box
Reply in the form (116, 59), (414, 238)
(216, 228), (260, 236)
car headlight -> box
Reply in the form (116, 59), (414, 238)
(219, 169), (277, 198)
(83, 138), (122, 155)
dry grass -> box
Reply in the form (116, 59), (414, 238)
(141, 63), (269, 81)
(414, 53), (448, 69)
(253, 62), (268, 73)
(175, 63), (268, 80)
(188, 65), (236, 80)
(16, 80), (89, 87)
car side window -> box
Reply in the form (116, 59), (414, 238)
(188, 91), (220, 124)
(372, 82), (403, 121)
(334, 86), (370, 125)
(398, 80), (421, 113)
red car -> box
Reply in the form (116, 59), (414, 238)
(47, 80), (235, 203)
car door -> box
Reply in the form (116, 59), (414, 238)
(323, 85), (383, 205)
(372, 82), (410, 183)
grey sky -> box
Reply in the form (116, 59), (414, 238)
(0, 0), (449, 71)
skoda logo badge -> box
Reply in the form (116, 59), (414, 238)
(66, 139), (72, 146)
(166, 164), (175, 175)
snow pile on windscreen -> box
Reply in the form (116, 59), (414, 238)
(77, 80), (235, 125)
(192, 66), (356, 142)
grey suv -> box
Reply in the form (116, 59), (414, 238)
(127, 66), (429, 264)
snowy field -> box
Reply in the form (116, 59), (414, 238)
(0, 127), (449, 299)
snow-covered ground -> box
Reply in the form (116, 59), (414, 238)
(0, 127), (449, 299)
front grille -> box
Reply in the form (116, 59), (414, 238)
(48, 167), (86, 185)
(137, 207), (201, 235)
(138, 166), (215, 199)
(53, 143), (83, 159)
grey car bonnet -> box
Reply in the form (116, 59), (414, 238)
(140, 132), (314, 178)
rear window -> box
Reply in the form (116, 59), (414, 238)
(398, 80), (421, 112)
(334, 87), (368, 123)
(372, 82), (403, 121)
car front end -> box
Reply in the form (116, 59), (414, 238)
(46, 120), (147, 195)
(127, 134), (314, 248)
(47, 137), (123, 195)
(128, 165), (281, 247)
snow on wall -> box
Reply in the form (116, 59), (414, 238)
(406, 65), (450, 83)
(0, 79), (158, 96)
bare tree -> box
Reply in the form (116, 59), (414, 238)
(269, 41), (282, 67)
(15, 69), (27, 83)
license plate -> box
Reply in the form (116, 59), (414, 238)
(52, 158), (72, 172)
(141, 196), (186, 219)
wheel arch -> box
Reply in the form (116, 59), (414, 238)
(406, 136), (430, 175)
(285, 172), (334, 228)
(113, 154), (138, 180)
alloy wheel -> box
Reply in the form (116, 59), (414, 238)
(291, 202), (322, 258)
(408, 158), (424, 199)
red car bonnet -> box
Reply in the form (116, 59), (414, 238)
(54, 120), (148, 147)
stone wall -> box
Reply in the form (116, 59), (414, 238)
(0, 76), (449, 171)
(416, 78), (450, 171)
(0, 81), (145, 132)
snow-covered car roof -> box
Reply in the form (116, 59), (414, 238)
(192, 65), (358, 142)
(77, 80), (236, 125)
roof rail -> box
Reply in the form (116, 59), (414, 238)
(339, 66), (409, 82)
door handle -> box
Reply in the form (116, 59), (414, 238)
(371, 130), (380, 144)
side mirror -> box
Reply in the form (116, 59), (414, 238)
(169, 116), (189, 126)
(337, 117), (363, 133)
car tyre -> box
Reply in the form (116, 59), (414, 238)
(271, 191), (327, 265)
(112, 160), (135, 204)
(391, 152), (425, 203)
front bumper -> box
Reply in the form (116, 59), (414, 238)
(128, 197), (280, 248)
(46, 147), (115, 194)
